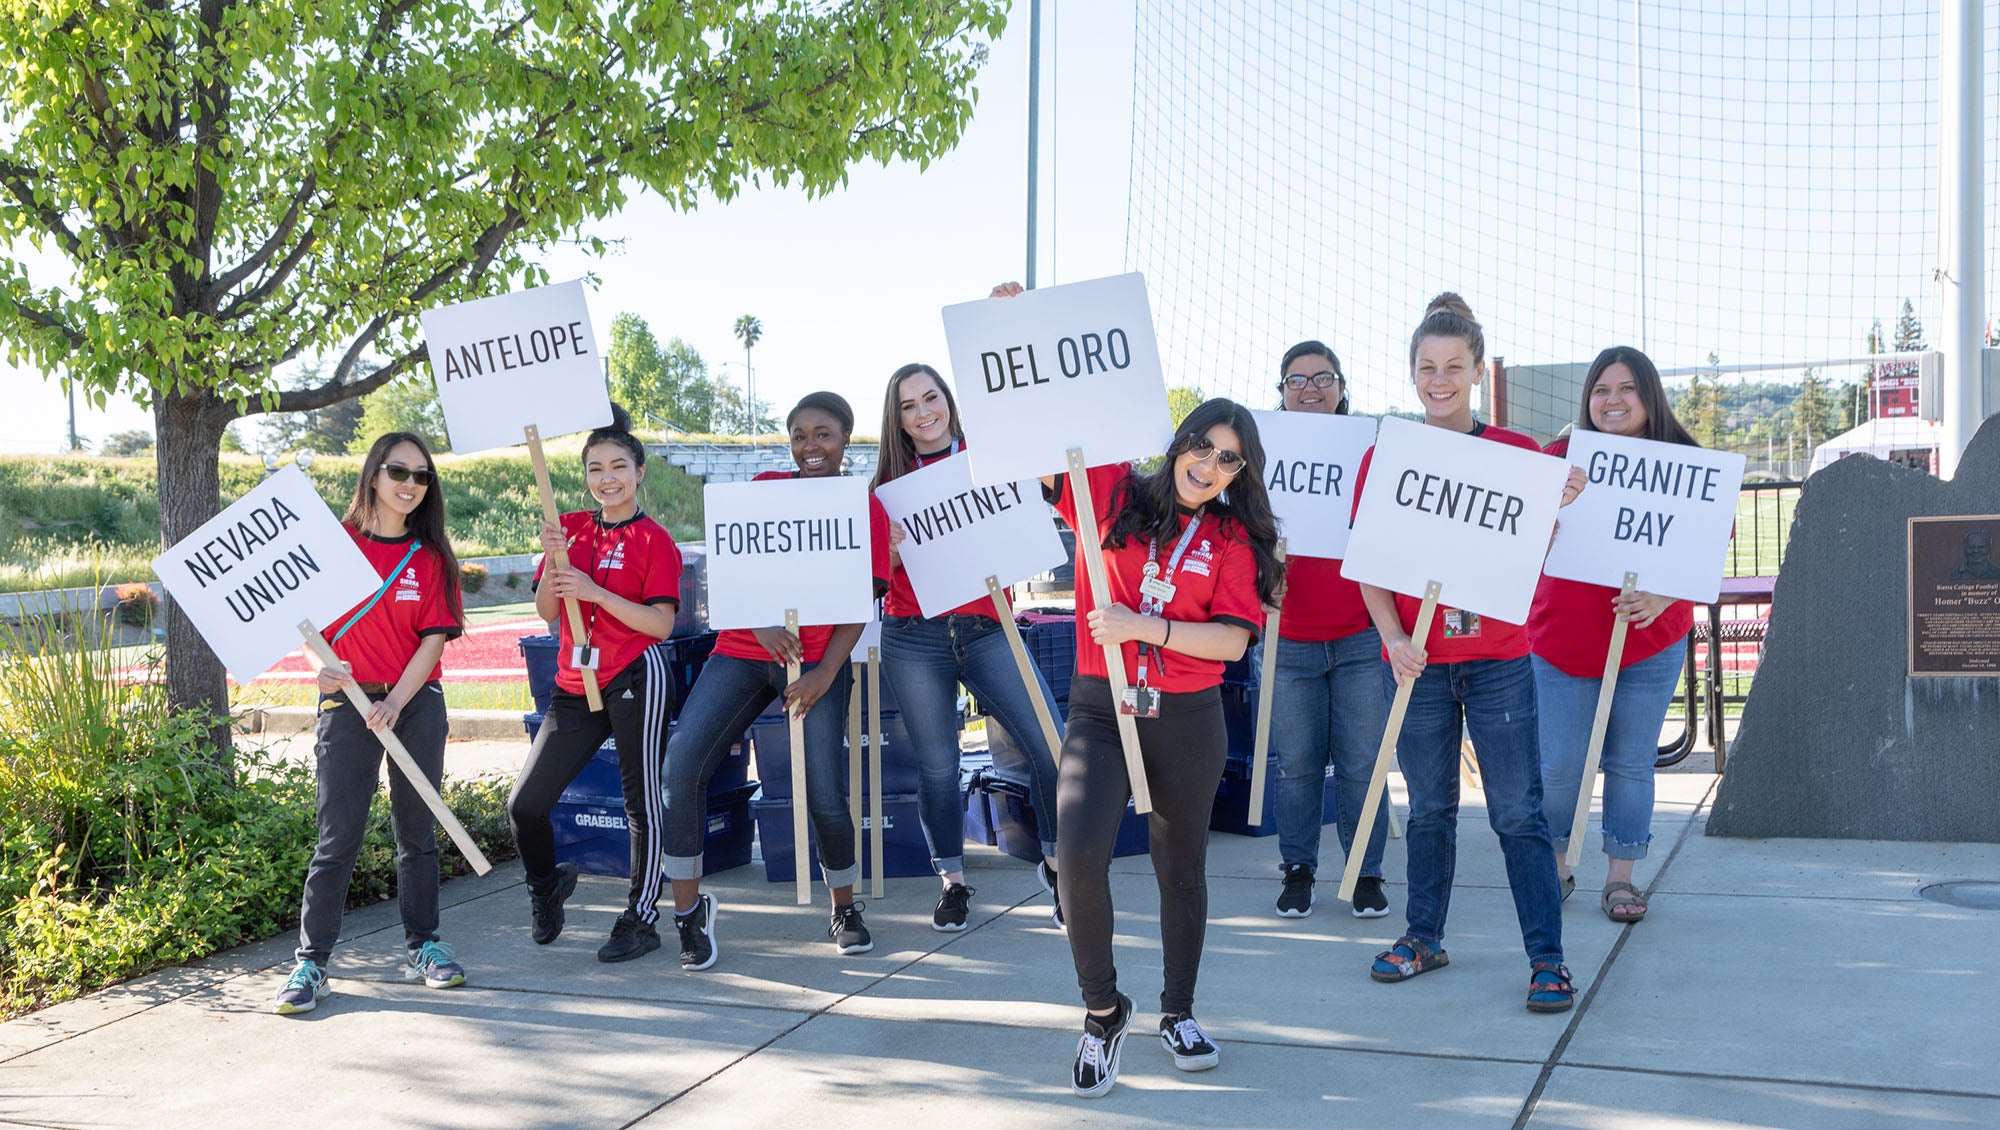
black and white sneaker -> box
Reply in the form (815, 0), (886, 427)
(1351, 875), (1391, 919)
(933, 883), (974, 932)
(829, 901), (874, 955)
(1275, 862), (1315, 918)
(675, 893), (718, 971)
(1071, 992), (1133, 1098)
(1159, 1011), (1221, 1071)
(1038, 860), (1065, 930)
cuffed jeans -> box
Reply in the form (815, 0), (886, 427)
(663, 653), (858, 888)
(881, 613), (1063, 874)
(297, 682), (448, 967)
(1386, 656), (1564, 966)
(1532, 640), (1686, 861)
(1272, 630), (1390, 878)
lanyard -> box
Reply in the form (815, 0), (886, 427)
(914, 437), (964, 467)
(331, 541), (420, 645)
(1134, 513), (1203, 687)
(576, 517), (635, 649)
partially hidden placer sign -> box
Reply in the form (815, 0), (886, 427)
(1250, 410), (1378, 561)
(1340, 416), (1569, 625)
(421, 279), (613, 454)
(704, 475), (877, 631)
(941, 272), (1173, 485)
(151, 465), (380, 683)
(1544, 430), (1746, 603)
(873, 453), (1065, 617)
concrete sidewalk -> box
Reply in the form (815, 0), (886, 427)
(3, 769), (1997, 1129)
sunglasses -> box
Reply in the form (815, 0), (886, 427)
(1280, 371), (1342, 391)
(380, 463), (437, 487)
(1184, 434), (1246, 475)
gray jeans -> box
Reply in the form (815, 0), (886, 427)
(296, 683), (448, 967)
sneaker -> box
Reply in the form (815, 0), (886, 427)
(829, 901), (874, 955)
(529, 862), (579, 945)
(403, 940), (466, 988)
(1038, 860), (1065, 931)
(1159, 1011), (1221, 1071)
(597, 908), (663, 963)
(1071, 992), (1133, 1098)
(1351, 875), (1391, 919)
(675, 893), (719, 972)
(1275, 863), (1315, 918)
(933, 883), (975, 933)
(274, 959), (328, 1015)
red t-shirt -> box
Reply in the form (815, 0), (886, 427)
(1048, 462), (1265, 694)
(1350, 423), (1542, 664)
(713, 471), (893, 665)
(880, 440), (998, 621)
(1279, 554), (1373, 642)
(320, 526), (462, 684)
(535, 511), (682, 693)
(1528, 436), (1694, 676)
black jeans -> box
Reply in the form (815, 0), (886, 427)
(1057, 675), (1227, 1016)
(508, 646), (675, 923)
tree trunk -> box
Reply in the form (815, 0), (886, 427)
(154, 388), (239, 768)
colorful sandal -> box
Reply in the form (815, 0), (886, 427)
(1601, 881), (1648, 923)
(1527, 962), (1576, 1013)
(1370, 936), (1448, 983)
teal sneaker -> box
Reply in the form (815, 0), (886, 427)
(274, 960), (328, 1015)
(403, 940), (466, 989)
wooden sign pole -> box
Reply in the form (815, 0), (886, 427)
(784, 609), (812, 905)
(867, 645), (885, 899)
(1336, 581), (1442, 902)
(846, 663), (864, 832)
(987, 576), (1065, 763)
(525, 424), (604, 712)
(1065, 448), (1153, 814)
(1247, 539), (1286, 824)
(298, 622), (492, 875)
(1565, 572), (1639, 869)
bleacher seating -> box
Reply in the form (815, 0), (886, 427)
(651, 439), (879, 483)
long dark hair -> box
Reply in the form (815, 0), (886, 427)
(871, 362), (963, 488)
(1574, 346), (1698, 447)
(346, 432), (465, 626)
(1103, 398), (1284, 606)
(1277, 340), (1350, 414)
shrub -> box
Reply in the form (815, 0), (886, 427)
(113, 582), (158, 626)
(459, 561), (489, 594)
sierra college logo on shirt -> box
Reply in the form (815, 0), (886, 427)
(1183, 537), (1215, 577)
(395, 565), (422, 602)
(597, 539), (628, 572)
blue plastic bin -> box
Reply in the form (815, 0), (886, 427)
(751, 791), (931, 883)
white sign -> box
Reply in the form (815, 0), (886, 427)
(151, 465), (380, 683)
(942, 273), (1174, 485)
(1250, 410), (1378, 560)
(873, 454), (1064, 617)
(1340, 417), (1569, 625)
(1544, 430), (1746, 603)
(421, 280), (612, 454)
(704, 476), (877, 630)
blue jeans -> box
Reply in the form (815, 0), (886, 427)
(1272, 630), (1390, 877)
(881, 614), (1064, 874)
(662, 653), (858, 887)
(1532, 641), (1686, 861)
(1387, 656), (1564, 966)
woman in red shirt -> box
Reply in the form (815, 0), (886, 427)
(509, 406), (683, 964)
(1353, 293), (1583, 1015)
(1529, 347), (1697, 923)
(277, 432), (466, 1015)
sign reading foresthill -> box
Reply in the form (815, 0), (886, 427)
(704, 476), (877, 630)
(1250, 410), (1378, 561)
(151, 465), (379, 683)
(874, 453), (1064, 618)
(421, 280), (613, 455)
(1340, 417), (1569, 625)
(941, 273), (1173, 486)
(1544, 430), (1746, 604)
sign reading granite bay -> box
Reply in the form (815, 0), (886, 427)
(421, 280), (612, 455)
(873, 453), (1064, 617)
(1250, 410), (1378, 560)
(704, 476), (877, 631)
(151, 465), (380, 683)
(1544, 430), (1746, 604)
(1908, 514), (2000, 676)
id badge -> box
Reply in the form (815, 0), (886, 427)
(1441, 609), (1482, 639)
(1139, 576), (1177, 603)
(571, 645), (600, 671)
(1120, 685), (1161, 718)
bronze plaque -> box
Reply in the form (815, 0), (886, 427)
(1908, 515), (2000, 676)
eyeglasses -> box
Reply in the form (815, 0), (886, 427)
(380, 463), (436, 487)
(1280, 371), (1343, 391)
(1184, 435), (1246, 475)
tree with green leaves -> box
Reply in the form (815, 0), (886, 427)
(0, 0), (1005, 748)
(255, 361), (369, 455)
(1675, 373), (1723, 448)
(1166, 385), (1205, 428)
(662, 336), (716, 432)
(1791, 368), (1835, 454)
(732, 313), (764, 434)
(346, 374), (448, 455)
(1893, 298), (1925, 352)
(99, 429), (156, 458)
(607, 312), (672, 427)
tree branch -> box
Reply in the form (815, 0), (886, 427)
(4, 294), (88, 348)
(0, 160), (86, 260)
(271, 343), (423, 413)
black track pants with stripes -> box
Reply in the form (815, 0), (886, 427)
(508, 644), (676, 924)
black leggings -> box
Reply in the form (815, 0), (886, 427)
(1057, 675), (1227, 1016)
(508, 646), (675, 923)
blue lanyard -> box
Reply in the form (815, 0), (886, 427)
(331, 540), (420, 644)
(1135, 514), (1204, 686)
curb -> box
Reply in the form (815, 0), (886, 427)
(239, 706), (530, 741)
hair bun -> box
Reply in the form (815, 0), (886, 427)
(1425, 292), (1476, 324)
(605, 402), (634, 433)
